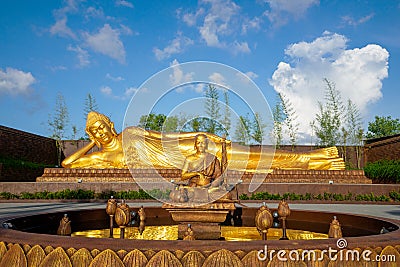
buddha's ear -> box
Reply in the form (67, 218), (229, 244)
(110, 122), (118, 136)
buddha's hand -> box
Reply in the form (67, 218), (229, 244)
(88, 139), (97, 147)
(209, 135), (231, 144)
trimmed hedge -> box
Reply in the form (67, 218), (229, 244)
(239, 190), (400, 202)
(0, 156), (53, 170)
(0, 189), (170, 200)
(364, 160), (400, 183)
(1, 189), (399, 202)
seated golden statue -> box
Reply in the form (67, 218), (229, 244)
(57, 214), (71, 236)
(62, 111), (345, 171)
(181, 134), (225, 187)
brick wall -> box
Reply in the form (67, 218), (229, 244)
(364, 134), (400, 163)
(0, 125), (58, 181)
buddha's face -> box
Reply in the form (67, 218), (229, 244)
(89, 120), (114, 145)
(195, 135), (207, 153)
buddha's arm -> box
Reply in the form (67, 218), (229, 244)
(181, 160), (203, 181)
(61, 140), (96, 168)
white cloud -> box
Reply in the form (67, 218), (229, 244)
(194, 84), (205, 94)
(106, 73), (124, 82)
(85, 6), (105, 20)
(242, 16), (262, 34)
(0, 67), (36, 96)
(182, 7), (205, 26)
(236, 71), (259, 84)
(209, 72), (227, 87)
(100, 86), (113, 96)
(169, 59), (194, 89)
(269, 32), (389, 135)
(83, 24), (126, 63)
(67, 45), (90, 67)
(263, 0), (319, 27)
(232, 41), (251, 54)
(50, 17), (76, 39)
(115, 0), (133, 8)
(198, 0), (240, 47)
(100, 85), (137, 100)
(341, 13), (374, 27)
(180, 0), (253, 55)
(245, 71), (259, 80)
(153, 34), (194, 61)
(50, 65), (68, 72)
(50, 0), (79, 38)
(123, 87), (138, 97)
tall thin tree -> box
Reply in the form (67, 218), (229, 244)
(252, 112), (266, 145)
(204, 84), (221, 134)
(223, 89), (231, 136)
(84, 93), (98, 120)
(234, 115), (251, 145)
(280, 93), (299, 150)
(344, 99), (363, 168)
(272, 94), (285, 148)
(314, 79), (343, 147)
(48, 93), (69, 166)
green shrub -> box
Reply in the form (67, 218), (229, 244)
(0, 156), (53, 170)
(364, 160), (400, 183)
(239, 193), (249, 200)
(1, 189), (399, 202)
(0, 192), (18, 199)
(20, 192), (35, 199)
(389, 190), (400, 201)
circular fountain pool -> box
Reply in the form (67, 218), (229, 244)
(1, 206), (399, 266)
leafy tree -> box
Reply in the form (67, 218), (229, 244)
(344, 100), (363, 144)
(280, 93), (299, 150)
(272, 94), (285, 148)
(252, 112), (266, 145)
(138, 113), (166, 131)
(163, 116), (179, 132)
(204, 84), (222, 134)
(83, 93), (98, 120)
(313, 79), (343, 147)
(186, 117), (202, 132)
(366, 116), (400, 139)
(234, 115), (251, 145)
(48, 93), (69, 166)
(355, 128), (364, 169)
(342, 100), (364, 168)
(309, 121), (316, 147)
(222, 89), (231, 136)
(314, 103), (337, 147)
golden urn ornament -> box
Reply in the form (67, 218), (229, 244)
(115, 200), (131, 239)
(138, 206), (146, 235)
(255, 202), (273, 240)
(106, 196), (117, 238)
(278, 199), (291, 240)
(106, 196), (117, 215)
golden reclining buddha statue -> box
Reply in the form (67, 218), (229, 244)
(61, 111), (345, 172)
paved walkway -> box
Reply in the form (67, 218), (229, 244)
(0, 201), (399, 221)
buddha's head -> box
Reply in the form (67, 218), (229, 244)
(194, 134), (208, 153)
(86, 111), (118, 147)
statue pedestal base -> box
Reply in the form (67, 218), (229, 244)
(163, 201), (235, 240)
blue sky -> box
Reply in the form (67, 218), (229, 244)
(0, 0), (399, 143)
